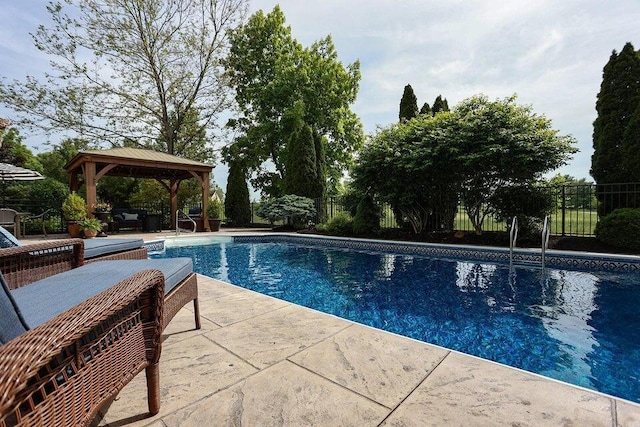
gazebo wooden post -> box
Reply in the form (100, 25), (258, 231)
(202, 172), (211, 232)
(170, 178), (179, 230)
(84, 161), (97, 218)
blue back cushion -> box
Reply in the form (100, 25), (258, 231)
(0, 272), (29, 345)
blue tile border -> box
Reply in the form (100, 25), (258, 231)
(233, 234), (640, 273)
(143, 239), (165, 255)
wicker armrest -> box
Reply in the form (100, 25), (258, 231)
(0, 269), (165, 427)
(0, 239), (84, 289)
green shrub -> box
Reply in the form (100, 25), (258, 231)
(490, 184), (554, 238)
(207, 198), (223, 219)
(324, 212), (353, 236)
(352, 195), (380, 235)
(256, 195), (316, 227)
(62, 192), (87, 221)
(595, 208), (640, 251)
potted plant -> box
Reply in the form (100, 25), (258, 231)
(207, 198), (223, 232)
(62, 192), (88, 237)
(79, 217), (103, 239)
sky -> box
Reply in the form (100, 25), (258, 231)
(2, 0), (640, 191)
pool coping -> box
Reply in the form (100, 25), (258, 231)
(155, 231), (640, 272)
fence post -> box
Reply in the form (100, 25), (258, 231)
(561, 185), (566, 237)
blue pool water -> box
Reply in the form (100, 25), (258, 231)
(154, 240), (640, 403)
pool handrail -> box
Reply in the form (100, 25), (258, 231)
(509, 216), (518, 266)
(541, 215), (551, 269)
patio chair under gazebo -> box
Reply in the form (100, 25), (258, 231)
(64, 148), (214, 231)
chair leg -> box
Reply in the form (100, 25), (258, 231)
(193, 298), (201, 330)
(145, 363), (161, 415)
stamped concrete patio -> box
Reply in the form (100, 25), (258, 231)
(91, 269), (640, 426)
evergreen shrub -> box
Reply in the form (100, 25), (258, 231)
(324, 212), (353, 236)
(595, 208), (640, 251)
(352, 195), (380, 235)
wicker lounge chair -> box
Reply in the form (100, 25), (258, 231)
(0, 225), (149, 262)
(0, 257), (165, 426)
(0, 238), (201, 331)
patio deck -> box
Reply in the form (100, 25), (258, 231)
(22, 232), (640, 426)
(93, 274), (640, 426)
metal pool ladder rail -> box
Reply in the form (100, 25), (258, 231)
(175, 210), (197, 236)
(509, 216), (518, 267)
(541, 215), (551, 269)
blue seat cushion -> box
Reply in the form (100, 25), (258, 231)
(83, 238), (144, 259)
(0, 272), (29, 345)
(11, 258), (193, 329)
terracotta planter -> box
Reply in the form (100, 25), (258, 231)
(208, 219), (222, 232)
(83, 229), (99, 239)
(67, 221), (82, 238)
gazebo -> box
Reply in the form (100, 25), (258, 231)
(64, 148), (214, 230)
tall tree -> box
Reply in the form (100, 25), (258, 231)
(432, 95), (450, 114)
(285, 122), (318, 197)
(0, 0), (248, 158)
(37, 138), (90, 185)
(419, 102), (432, 116)
(223, 6), (363, 197)
(399, 84), (419, 121)
(225, 160), (252, 226)
(591, 42), (640, 184)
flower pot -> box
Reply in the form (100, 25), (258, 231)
(83, 228), (99, 239)
(67, 221), (82, 238)
(208, 218), (222, 232)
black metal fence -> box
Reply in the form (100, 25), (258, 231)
(311, 183), (640, 237)
(3, 182), (640, 237)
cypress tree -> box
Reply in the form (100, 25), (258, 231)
(622, 102), (640, 182)
(399, 84), (419, 121)
(591, 42), (640, 185)
(225, 161), (252, 226)
(313, 129), (328, 221)
(419, 102), (431, 116)
(285, 123), (318, 197)
(432, 95), (450, 114)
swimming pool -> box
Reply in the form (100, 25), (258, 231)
(152, 235), (640, 403)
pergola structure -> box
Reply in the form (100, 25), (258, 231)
(64, 148), (214, 230)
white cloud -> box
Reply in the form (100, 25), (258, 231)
(2, 0), (640, 184)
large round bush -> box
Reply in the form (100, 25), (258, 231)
(595, 208), (640, 251)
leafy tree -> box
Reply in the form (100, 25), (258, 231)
(0, 127), (43, 172)
(37, 138), (90, 185)
(432, 95), (450, 114)
(454, 95), (576, 233)
(223, 6), (363, 197)
(26, 178), (70, 213)
(152, 107), (215, 163)
(351, 113), (461, 234)
(419, 102), (432, 116)
(225, 161), (251, 226)
(0, 0), (248, 157)
(399, 84), (419, 121)
(490, 184), (554, 238)
(352, 94), (577, 235)
(591, 42), (640, 185)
